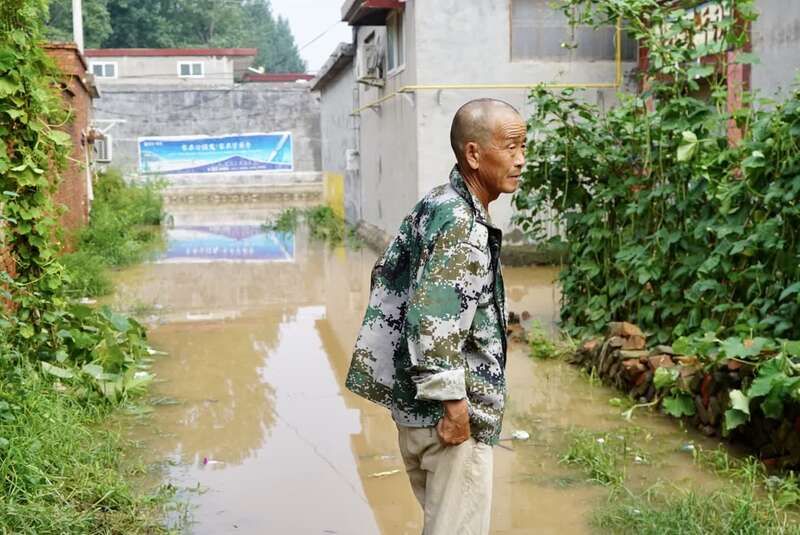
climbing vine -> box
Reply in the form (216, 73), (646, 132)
(515, 0), (800, 436)
(514, 0), (800, 343)
(1, 0), (150, 398)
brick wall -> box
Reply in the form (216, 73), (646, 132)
(44, 43), (97, 245)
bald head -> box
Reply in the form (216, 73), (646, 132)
(450, 99), (520, 161)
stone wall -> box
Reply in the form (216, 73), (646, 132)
(92, 81), (322, 188)
(569, 323), (800, 467)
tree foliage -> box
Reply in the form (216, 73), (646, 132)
(46, 0), (307, 72)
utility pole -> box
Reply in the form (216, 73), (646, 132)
(72, 0), (84, 52)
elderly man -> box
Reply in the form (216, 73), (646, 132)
(346, 98), (525, 534)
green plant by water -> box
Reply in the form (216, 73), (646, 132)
(562, 429), (800, 533)
(61, 168), (164, 297)
(0, 2), (171, 530)
(265, 205), (362, 247)
(513, 0), (800, 442)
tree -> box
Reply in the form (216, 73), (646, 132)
(44, 0), (307, 73)
(103, 0), (177, 48)
(46, 0), (112, 48)
(266, 16), (306, 72)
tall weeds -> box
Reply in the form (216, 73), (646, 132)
(62, 169), (164, 297)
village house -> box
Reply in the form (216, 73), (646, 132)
(85, 47), (322, 205)
(314, 0), (800, 250)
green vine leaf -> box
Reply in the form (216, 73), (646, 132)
(729, 389), (751, 415)
(41, 361), (75, 379)
(662, 394), (696, 417)
(677, 131), (698, 162)
(653, 366), (679, 390)
(724, 409), (749, 432)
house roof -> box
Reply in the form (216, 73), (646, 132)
(310, 43), (355, 92)
(242, 72), (315, 83)
(84, 48), (258, 58)
(341, 0), (404, 26)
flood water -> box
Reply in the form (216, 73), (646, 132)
(113, 202), (723, 534)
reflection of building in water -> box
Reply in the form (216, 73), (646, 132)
(316, 246), (425, 533)
(161, 225), (295, 263)
(146, 313), (282, 466)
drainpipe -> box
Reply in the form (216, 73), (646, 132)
(72, 0), (83, 53)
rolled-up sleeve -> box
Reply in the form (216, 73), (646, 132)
(404, 222), (488, 401)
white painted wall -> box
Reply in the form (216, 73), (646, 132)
(89, 55), (236, 87)
(356, 15), (420, 235)
(751, 0), (800, 99)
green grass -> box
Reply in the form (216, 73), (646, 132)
(62, 169), (164, 297)
(561, 429), (800, 533)
(0, 365), (173, 533)
(595, 485), (800, 535)
(560, 428), (644, 487)
(528, 321), (574, 360)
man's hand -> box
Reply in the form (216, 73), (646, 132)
(436, 399), (470, 446)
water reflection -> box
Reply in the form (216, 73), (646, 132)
(161, 225), (294, 263)
(117, 203), (723, 534)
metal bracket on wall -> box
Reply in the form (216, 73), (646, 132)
(92, 118), (127, 135)
(400, 91), (416, 108)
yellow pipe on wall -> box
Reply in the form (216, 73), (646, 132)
(352, 18), (627, 115)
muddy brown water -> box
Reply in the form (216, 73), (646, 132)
(112, 203), (724, 534)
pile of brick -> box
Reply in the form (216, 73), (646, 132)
(566, 322), (800, 467)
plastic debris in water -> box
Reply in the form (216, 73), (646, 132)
(511, 430), (530, 441)
(203, 457), (225, 466)
(368, 469), (401, 478)
(679, 443), (696, 454)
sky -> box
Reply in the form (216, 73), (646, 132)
(269, 0), (353, 73)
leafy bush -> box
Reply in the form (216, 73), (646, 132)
(62, 168), (164, 297)
(515, 0), (800, 344)
(0, 4), (169, 528)
(265, 205), (362, 247)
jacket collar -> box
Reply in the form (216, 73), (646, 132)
(449, 165), (498, 230)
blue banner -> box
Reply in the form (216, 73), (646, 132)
(138, 132), (293, 175)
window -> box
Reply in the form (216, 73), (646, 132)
(178, 62), (204, 78)
(386, 10), (405, 75)
(94, 135), (112, 163)
(90, 62), (117, 78)
(510, 0), (636, 62)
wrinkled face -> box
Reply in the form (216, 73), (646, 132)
(478, 110), (526, 197)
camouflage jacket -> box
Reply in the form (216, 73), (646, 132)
(346, 166), (507, 444)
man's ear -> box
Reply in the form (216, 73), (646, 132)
(464, 142), (480, 170)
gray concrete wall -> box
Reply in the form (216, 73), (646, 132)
(318, 62), (361, 222)
(93, 83), (322, 187)
(751, 0), (800, 99)
(355, 13), (419, 234)
(90, 55), (236, 87)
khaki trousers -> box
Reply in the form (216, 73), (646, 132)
(396, 425), (493, 535)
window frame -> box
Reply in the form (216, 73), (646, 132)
(177, 61), (205, 78)
(90, 62), (117, 79)
(385, 10), (405, 77)
(94, 134), (113, 163)
(508, 0), (636, 63)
